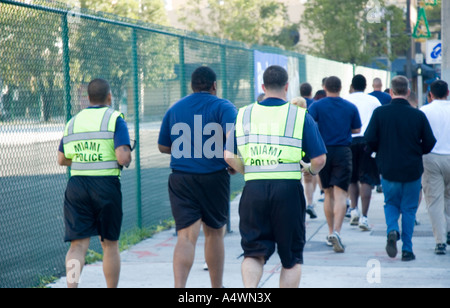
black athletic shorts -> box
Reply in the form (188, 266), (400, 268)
(350, 137), (380, 187)
(239, 180), (306, 269)
(319, 146), (353, 192)
(64, 176), (123, 242)
(169, 169), (230, 231)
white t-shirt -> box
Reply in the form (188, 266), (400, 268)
(421, 100), (450, 155)
(344, 92), (381, 138)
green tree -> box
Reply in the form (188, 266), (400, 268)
(302, 0), (410, 65)
(63, 0), (176, 113)
(0, 3), (64, 121)
(73, 0), (169, 26)
(179, 0), (299, 49)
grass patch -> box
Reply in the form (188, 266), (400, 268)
(84, 219), (175, 265)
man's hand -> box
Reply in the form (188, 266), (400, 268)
(300, 160), (317, 176)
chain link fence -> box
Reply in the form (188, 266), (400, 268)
(0, 0), (390, 287)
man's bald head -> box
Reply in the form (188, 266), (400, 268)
(373, 78), (383, 91)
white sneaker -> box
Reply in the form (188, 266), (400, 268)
(329, 232), (345, 253)
(359, 216), (371, 231)
(326, 235), (333, 247)
(350, 209), (360, 226)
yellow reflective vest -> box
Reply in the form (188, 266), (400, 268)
(63, 107), (123, 177)
(235, 102), (306, 181)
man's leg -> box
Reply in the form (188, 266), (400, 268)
(242, 256), (265, 288)
(348, 182), (359, 211)
(360, 183), (373, 218)
(323, 188), (335, 234)
(400, 179), (422, 253)
(423, 155), (447, 245)
(303, 172), (317, 206)
(100, 239), (121, 288)
(65, 238), (90, 288)
(203, 223), (226, 288)
(333, 186), (348, 234)
(381, 179), (402, 235)
(280, 264), (302, 288)
(173, 219), (202, 288)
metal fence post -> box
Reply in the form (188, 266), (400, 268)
(179, 37), (187, 98)
(61, 13), (72, 178)
(61, 14), (72, 122)
(220, 45), (228, 100)
(132, 28), (142, 229)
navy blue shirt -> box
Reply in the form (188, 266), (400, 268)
(226, 98), (327, 160)
(369, 91), (392, 106)
(305, 97), (315, 109)
(158, 92), (238, 174)
(309, 97), (362, 147)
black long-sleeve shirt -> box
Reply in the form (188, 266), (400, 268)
(364, 98), (437, 183)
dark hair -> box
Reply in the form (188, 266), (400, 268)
(300, 83), (313, 97)
(351, 74), (367, 92)
(430, 80), (449, 99)
(325, 76), (342, 93)
(88, 79), (111, 104)
(263, 65), (288, 91)
(191, 66), (217, 92)
(313, 90), (326, 101)
(391, 76), (409, 96)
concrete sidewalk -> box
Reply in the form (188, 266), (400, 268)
(49, 189), (450, 288)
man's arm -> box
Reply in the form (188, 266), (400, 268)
(158, 144), (172, 155)
(224, 150), (244, 175)
(309, 154), (327, 175)
(364, 110), (379, 153)
(57, 151), (72, 167)
(116, 145), (132, 168)
(421, 114), (437, 155)
(351, 105), (363, 135)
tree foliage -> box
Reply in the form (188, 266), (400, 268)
(0, 0), (175, 121)
(179, 0), (300, 49)
(302, 0), (410, 65)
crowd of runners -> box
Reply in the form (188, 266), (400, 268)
(58, 65), (450, 288)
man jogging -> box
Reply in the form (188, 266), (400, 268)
(365, 76), (436, 261)
(420, 80), (450, 255)
(158, 66), (237, 288)
(225, 65), (327, 288)
(58, 78), (132, 288)
(344, 74), (381, 231)
(308, 76), (362, 253)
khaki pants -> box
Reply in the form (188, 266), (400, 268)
(422, 153), (450, 244)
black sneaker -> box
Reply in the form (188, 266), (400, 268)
(386, 230), (399, 258)
(402, 251), (416, 262)
(435, 243), (447, 255)
(306, 205), (318, 219)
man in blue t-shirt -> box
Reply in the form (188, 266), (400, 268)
(158, 66), (237, 288)
(300, 82), (315, 109)
(369, 78), (392, 105)
(309, 76), (362, 254)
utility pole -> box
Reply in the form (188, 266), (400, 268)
(406, 0), (413, 81)
(442, 0), (450, 82)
